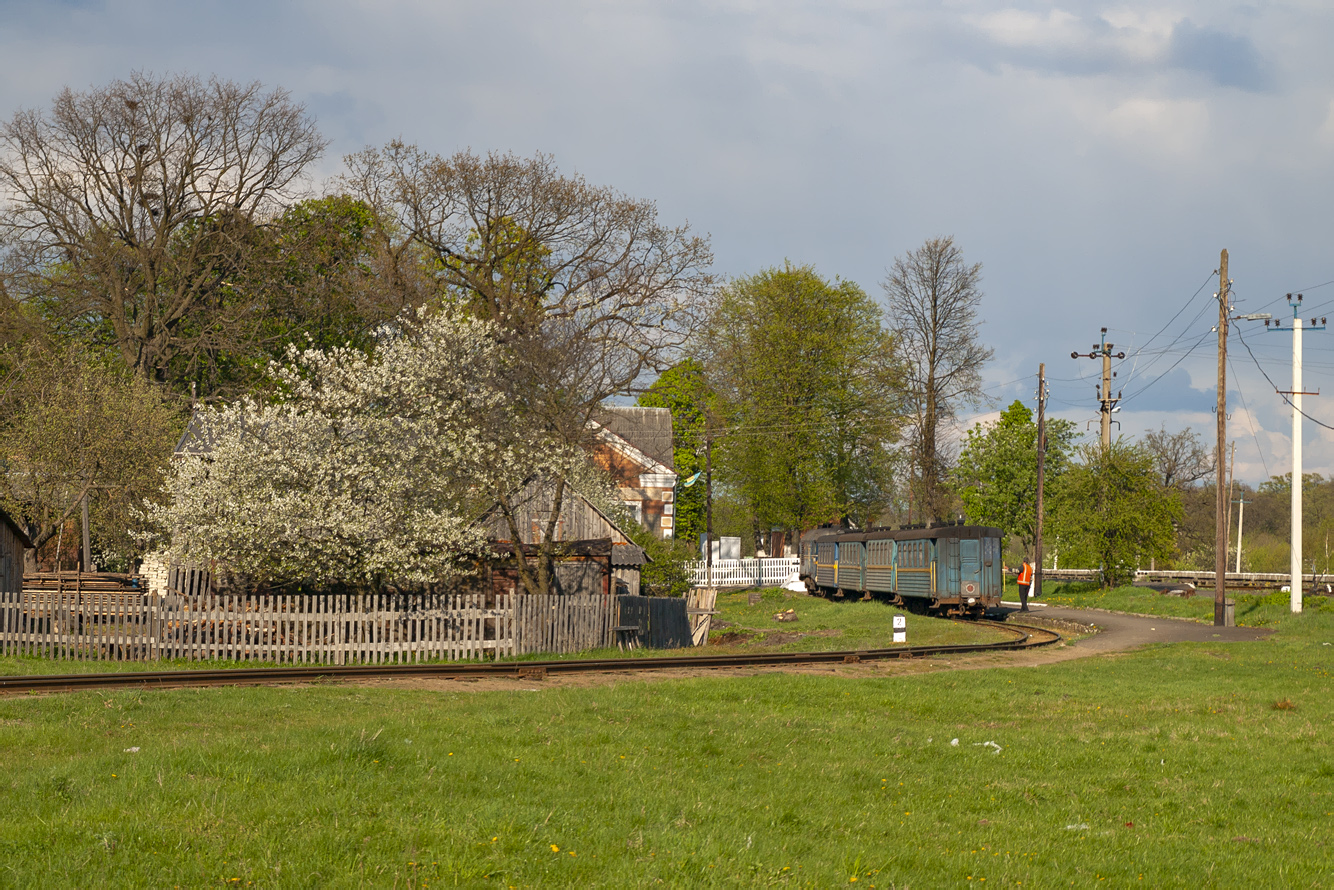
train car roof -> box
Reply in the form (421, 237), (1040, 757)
(827, 524), (1004, 543)
(801, 527), (846, 543)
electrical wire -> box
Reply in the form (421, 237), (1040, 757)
(1115, 270), (1217, 391)
(1226, 354), (1272, 480)
(1116, 328), (1216, 408)
(1234, 323), (1334, 432)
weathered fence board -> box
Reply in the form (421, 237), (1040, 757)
(0, 589), (647, 663)
(0, 590), (519, 664)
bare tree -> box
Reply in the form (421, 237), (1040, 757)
(882, 237), (993, 523)
(1142, 425), (1215, 490)
(0, 72), (326, 386)
(341, 144), (714, 593)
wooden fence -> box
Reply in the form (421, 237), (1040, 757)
(513, 594), (616, 654)
(0, 590), (520, 664)
(688, 557), (800, 589)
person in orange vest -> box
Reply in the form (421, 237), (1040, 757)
(1017, 557), (1034, 612)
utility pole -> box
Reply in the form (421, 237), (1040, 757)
(1267, 293), (1327, 612)
(81, 492), (92, 573)
(1034, 363), (1048, 601)
(1224, 441), (1236, 574)
(1214, 250), (1229, 627)
(1234, 495), (1248, 574)
(704, 427), (714, 591)
(1070, 328), (1125, 448)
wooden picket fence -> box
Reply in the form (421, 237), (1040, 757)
(513, 593), (616, 654)
(0, 589), (538, 664)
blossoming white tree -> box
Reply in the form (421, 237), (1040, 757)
(153, 305), (530, 589)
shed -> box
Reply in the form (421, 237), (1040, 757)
(478, 475), (650, 594)
(0, 507), (34, 591)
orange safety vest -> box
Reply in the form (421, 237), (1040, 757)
(1017, 562), (1034, 586)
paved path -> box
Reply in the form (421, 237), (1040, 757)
(996, 603), (1272, 653)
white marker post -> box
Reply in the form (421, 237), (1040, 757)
(893, 614), (907, 644)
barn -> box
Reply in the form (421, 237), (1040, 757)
(478, 475), (650, 595)
(0, 507), (33, 592)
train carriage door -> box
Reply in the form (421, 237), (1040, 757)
(981, 536), (1001, 598)
(941, 537), (959, 595)
(959, 538), (982, 600)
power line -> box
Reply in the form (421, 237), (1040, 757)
(1226, 354), (1272, 480)
(1116, 328), (1215, 408)
(1234, 323), (1334, 432)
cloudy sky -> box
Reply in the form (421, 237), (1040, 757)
(3, 0), (1332, 483)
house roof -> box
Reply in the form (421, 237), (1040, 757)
(593, 407), (674, 471)
(611, 543), (650, 567)
(174, 409), (216, 456)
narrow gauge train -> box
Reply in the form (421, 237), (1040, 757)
(798, 523), (1004, 618)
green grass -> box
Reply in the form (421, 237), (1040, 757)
(1, 609), (1332, 886)
(706, 587), (1009, 651)
(0, 590), (1006, 675)
(1029, 580), (1334, 627)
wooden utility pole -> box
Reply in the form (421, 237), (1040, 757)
(1034, 363), (1047, 601)
(1214, 249), (1229, 626)
(1070, 329), (1125, 448)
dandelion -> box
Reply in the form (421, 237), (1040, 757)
(550, 845), (560, 852)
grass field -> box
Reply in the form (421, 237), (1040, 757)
(1, 597), (1331, 887)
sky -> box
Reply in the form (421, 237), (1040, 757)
(2, 0), (1332, 484)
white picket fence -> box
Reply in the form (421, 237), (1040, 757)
(688, 557), (800, 589)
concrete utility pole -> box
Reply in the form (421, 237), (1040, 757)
(704, 427), (714, 591)
(1034, 363), (1048, 601)
(1234, 495), (1248, 574)
(1267, 293), (1326, 612)
(1214, 250), (1229, 627)
(1070, 328), (1125, 448)
(81, 492), (92, 573)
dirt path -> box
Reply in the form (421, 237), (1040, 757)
(365, 605), (1274, 693)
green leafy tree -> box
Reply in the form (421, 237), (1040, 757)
(1052, 442), (1182, 587)
(954, 400), (1077, 555)
(636, 359), (713, 545)
(0, 342), (184, 570)
(703, 263), (905, 539)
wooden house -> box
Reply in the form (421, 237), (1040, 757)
(589, 407), (678, 539)
(479, 475), (650, 595)
(0, 507), (33, 591)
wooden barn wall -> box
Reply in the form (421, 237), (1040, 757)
(0, 521), (28, 592)
(485, 478), (628, 545)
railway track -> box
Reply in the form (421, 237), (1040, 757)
(0, 620), (1061, 695)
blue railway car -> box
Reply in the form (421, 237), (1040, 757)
(799, 523), (1004, 618)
